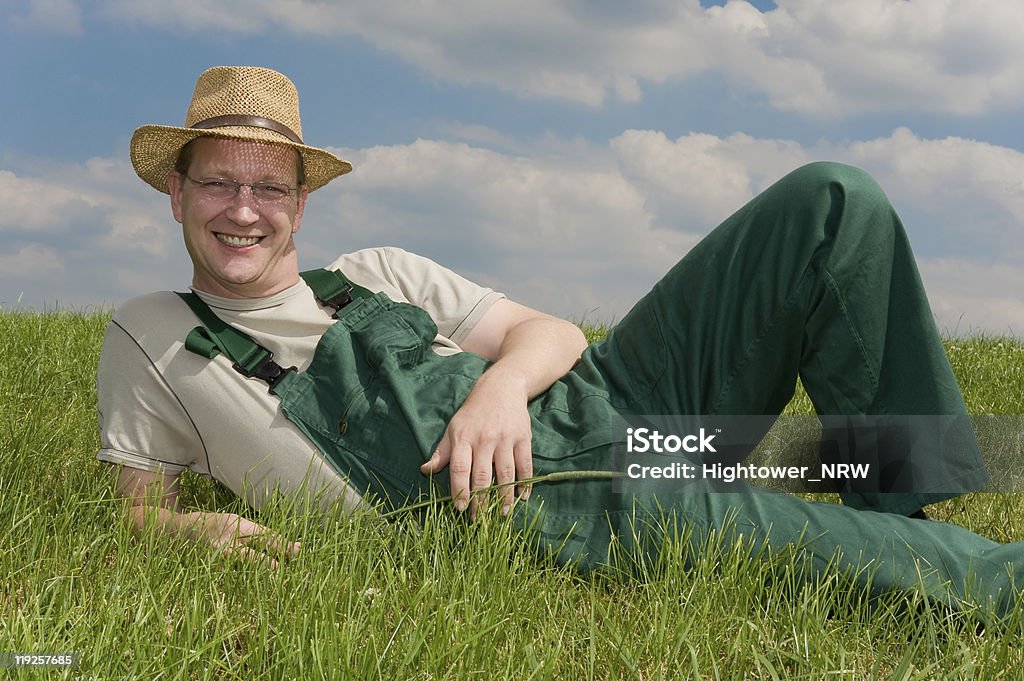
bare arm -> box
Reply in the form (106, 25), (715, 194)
(420, 298), (588, 516)
(115, 465), (300, 566)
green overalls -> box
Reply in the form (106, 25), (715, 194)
(179, 163), (1022, 620)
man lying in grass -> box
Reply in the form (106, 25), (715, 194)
(102, 65), (1016, 621)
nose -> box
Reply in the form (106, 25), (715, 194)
(225, 185), (260, 225)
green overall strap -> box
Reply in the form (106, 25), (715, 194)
(175, 291), (296, 393)
(174, 268), (369, 392)
(300, 268), (373, 317)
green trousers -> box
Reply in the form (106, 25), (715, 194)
(271, 162), (1014, 619)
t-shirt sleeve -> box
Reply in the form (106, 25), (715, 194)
(365, 247), (505, 344)
(96, 319), (208, 476)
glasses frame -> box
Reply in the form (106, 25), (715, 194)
(183, 174), (299, 204)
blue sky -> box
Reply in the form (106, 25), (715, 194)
(3, 0), (1024, 336)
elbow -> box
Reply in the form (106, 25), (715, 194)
(566, 319), (589, 357)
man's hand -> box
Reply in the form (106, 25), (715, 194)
(417, 299), (588, 518)
(126, 505), (301, 569)
(191, 511), (301, 568)
(420, 368), (533, 517)
(117, 465), (300, 569)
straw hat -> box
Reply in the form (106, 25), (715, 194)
(130, 66), (352, 193)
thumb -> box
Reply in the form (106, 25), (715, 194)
(420, 443), (450, 474)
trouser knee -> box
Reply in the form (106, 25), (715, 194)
(779, 161), (886, 200)
(777, 161), (897, 240)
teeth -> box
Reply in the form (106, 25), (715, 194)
(216, 233), (261, 247)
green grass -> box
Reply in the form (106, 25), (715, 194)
(2, 310), (1024, 679)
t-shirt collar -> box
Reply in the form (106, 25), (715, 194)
(191, 279), (308, 311)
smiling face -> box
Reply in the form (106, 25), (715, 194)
(168, 137), (309, 299)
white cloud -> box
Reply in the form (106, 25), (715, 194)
(918, 258), (1024, 337)
(839, 128), (1024, 261)
(844, 128), (1024, 215)
(4, 126), (1024, 335)
(0, 170), (95, 231)
(0, 159), (172, 257)
(611, 130), (812, 229)
(306, 128), (1024, 333)
(96, 0), (1024, 115)
(602, 125), (1024, 332)
(0, 157), (185, 309)
(306, 138), (692, 317)
(754, 0), (1024, 116)
(0, 244), (63, 279)
(8, 0), (83, 36)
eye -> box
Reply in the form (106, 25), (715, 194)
(202, 180), (229, 189)
(256, 183), (289, 199)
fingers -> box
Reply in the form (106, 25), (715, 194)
(451, 436), (528, 519)
(447, 438), (475, 513)
(210, 514), (300, 567)
(493, 443), (517, 515)
(470, 441), (498, 519)
(223, 543), (280, 569)
(256, 531), (302, 561)
(225, 533), (300, 568)
(513, 439), (533, 502)
(447, 433), (512, 519)
(427, 401), (534, 519)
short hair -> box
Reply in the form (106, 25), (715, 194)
(173, 138), (307, 187)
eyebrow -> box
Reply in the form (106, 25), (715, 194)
(192, 168), (297, 184)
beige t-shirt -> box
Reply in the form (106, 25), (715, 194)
(97, 247), (504, 512)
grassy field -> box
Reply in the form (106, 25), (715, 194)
(2, 309), (1024, 680)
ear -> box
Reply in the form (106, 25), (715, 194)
(168, 171), (184, 224)
(291, 186), (309, 234)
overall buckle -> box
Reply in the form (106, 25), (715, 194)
(233, 353), (297, 393)
(324, 286), (354, 318)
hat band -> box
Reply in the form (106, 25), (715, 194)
(190, 115), (302, 144)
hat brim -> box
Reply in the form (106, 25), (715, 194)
(130, 124), (353, 193)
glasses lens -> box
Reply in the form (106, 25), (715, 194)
(197, 179), (237, 200)
(189, 177), (294, 203)
(253, 183), (292, 202)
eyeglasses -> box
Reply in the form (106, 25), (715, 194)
(184, 174), (298, 204)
